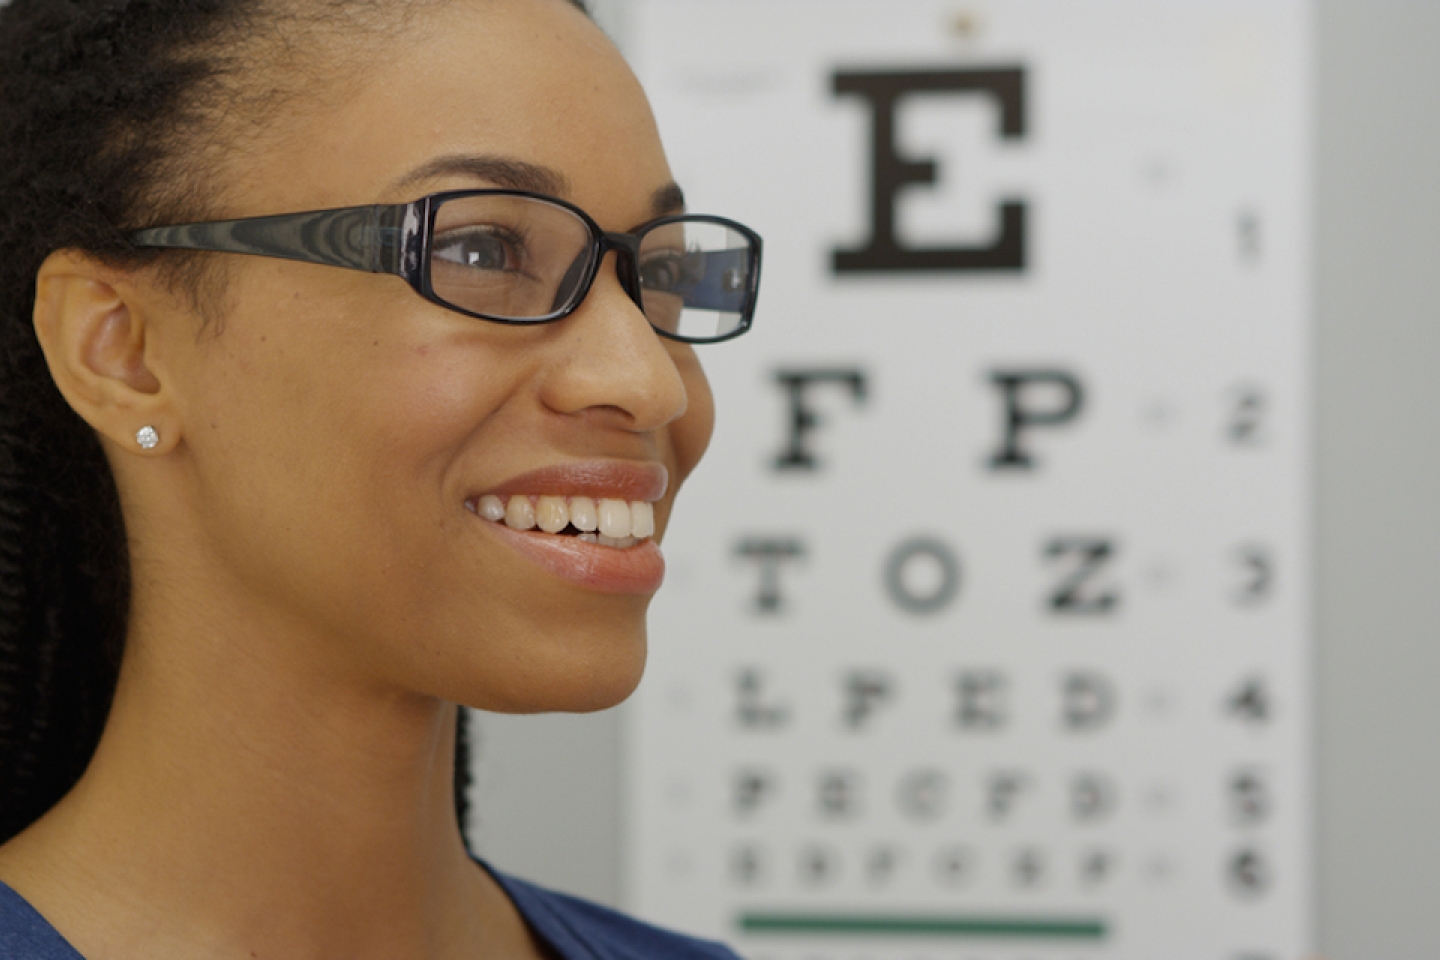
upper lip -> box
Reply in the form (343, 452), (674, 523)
(477, 460), (670, 503)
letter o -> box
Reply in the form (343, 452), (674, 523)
(884, 537), (961, 615)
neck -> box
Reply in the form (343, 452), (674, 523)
(0, 586), (537, 960)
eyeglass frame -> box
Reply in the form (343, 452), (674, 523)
(127, 188), (763, 344)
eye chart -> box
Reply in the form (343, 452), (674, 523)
(622, 2), (1313, 958)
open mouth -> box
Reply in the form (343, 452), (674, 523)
(466, 494), (655, 549)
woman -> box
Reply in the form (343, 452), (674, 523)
(0, 0), (760, 957)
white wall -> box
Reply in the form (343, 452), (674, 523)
(470, 3), (1440, 956)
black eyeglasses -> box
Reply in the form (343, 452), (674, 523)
(129, 189), (762, 344)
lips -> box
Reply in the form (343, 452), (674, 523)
(465, 460), (669, 594)
(480, 460), (668, 503)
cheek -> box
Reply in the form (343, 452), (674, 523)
(669, 349), (715, 486)
(177, 286), (516, 596)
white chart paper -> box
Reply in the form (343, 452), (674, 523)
(624, 3), (1313, 958)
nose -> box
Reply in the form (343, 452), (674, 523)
(601, 232), (647, 315)
(537, 251), (688, 432)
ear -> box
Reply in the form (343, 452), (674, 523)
(32, 250), (179, 455)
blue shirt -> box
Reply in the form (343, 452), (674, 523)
(0, 865), (740, 960)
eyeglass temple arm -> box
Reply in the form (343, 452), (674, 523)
(129, 203), (425, 278)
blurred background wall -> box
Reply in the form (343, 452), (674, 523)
(468, 2), (1440, 957)
(1311, 1), (1440, 957)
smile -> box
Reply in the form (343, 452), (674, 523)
(467, 494), (656, 549)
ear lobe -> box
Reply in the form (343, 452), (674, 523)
(32, 249), (177, 454)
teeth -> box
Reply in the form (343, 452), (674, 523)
(476, 493), (654, 546)
(630, 501), (655, 539)
(504, 495), (536, 531)
(535, 496), (568, 534)
(598, 499), (631, 538)
(569, 497), (598, 532)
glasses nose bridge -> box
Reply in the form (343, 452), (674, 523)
(595, 231), (647, 313)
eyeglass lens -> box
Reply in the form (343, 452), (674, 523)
(428, 195), (753, 342)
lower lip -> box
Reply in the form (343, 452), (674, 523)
(479, 517), (666, 595)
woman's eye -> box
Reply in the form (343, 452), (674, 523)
(639, 251), (695, 293)
(433, 227), (525, 271)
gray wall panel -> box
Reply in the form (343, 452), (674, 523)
(1314, 2), (1440, 957)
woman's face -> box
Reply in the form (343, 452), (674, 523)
(142, 0), (714, 712)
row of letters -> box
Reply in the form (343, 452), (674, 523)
(771, 368), (1280, 476)
(734, 535), (1277, 617)
(725, 841), (1276, 899)
(726, 766), (1274, 826)
(734, 669), (1277, 732)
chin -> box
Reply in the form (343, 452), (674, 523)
(445, 614), (651, 715)
(545, 663), (646, 713)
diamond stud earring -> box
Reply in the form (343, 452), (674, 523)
(135, 426), (160, 450)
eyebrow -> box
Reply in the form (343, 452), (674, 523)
(391, 153), (687, 220)
(391, 155), (570, 197)
(650, 181), (686, 217)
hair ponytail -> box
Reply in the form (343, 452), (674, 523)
(0, 0), (591, 848)
(0, 0), (164, 845)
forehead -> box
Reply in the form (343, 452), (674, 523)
(226, 0), (672, 227)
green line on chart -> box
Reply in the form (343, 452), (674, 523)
(737, 912), (1108, 940)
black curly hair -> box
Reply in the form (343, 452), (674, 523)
(0, 0), (591, 847)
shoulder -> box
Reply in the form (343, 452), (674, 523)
(486, 869), (741, 960)
(1, 866), (742, 960)
(0, 881), (85, 959)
